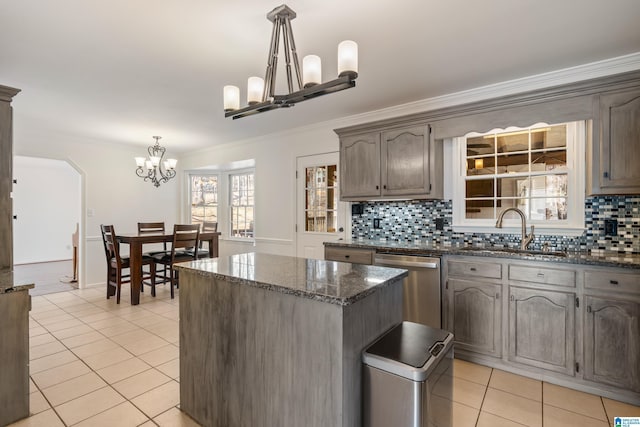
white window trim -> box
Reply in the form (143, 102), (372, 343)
(451, 121), (586, 237)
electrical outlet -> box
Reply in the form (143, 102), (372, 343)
(435, 218), (444, 230)
(373, 218), (381, 229)
(604, 219), (618, 236)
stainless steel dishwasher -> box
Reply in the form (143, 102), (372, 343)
(373, 253), (441, 329)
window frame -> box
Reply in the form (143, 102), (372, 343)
(451, 121), (586, 236)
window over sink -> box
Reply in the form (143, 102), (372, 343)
(452, 121), (586, 235)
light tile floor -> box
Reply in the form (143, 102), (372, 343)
(9, 284), (640, 427)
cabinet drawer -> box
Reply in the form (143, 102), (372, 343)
(324, 247), (374, 265)
(509, 264), (576, 287)
(585, 270), (640, 295)
(447, 259), (502, 279)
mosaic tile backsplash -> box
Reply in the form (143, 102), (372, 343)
(351, 196), (640, 254)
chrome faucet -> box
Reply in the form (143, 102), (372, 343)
(495, 208), (534, 250)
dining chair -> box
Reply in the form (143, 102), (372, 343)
(100, 224), (156, 304)
(138, 221), (170, 290)
(151, 224), (200, 299)
(192, 221), (218, 259)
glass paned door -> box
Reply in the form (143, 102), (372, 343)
(296, 153), (346, 259)
(305, 165), (338, 233)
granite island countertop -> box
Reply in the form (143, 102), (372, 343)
(175, 252), (408, 306)
(324, 239), (640, 270)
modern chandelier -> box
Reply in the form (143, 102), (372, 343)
(223, 4), (359, 120)
(134, 136), (177, 187)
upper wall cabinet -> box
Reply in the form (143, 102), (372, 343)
(588, 87), (640, 195)
(338, 123), (443, 201)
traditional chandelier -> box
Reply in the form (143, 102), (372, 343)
(134, 136), (177, 187)
(223, 4), (359, 120)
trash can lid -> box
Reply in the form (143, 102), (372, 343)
(364, 321), (451, 368)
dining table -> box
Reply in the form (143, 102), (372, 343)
(116, 230), (220, 305)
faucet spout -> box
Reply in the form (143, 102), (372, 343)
(495, 207), (534, 250)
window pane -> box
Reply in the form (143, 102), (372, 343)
(497, 176), (528, 199)
(530, 198), (567, 220)
(327, 165), (337, 187)
(532, 125), (566, 149)
(466, 179), (494, 198)
(467, 136), (494, 156)
(467, 157), (495, 175)
(326, 211), (336, 232)
(497, 131), (528, 153)
(531, 150), (567, 171)
(496, 152), (529, 173)
(190, 175), (218, 225)
(465, 200), (494, 219)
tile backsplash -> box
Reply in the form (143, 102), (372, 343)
(351, 196), (640, 254)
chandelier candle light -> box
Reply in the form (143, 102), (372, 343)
(223, 4), (358, 119)
(134, 136), (177, 187)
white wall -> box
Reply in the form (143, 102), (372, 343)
(13, 156), (80, 264)
(13, 128), (179, 287)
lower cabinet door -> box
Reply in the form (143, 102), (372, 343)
(450, 279), (502, 357)
(584, 296), (640, 392)
(508, 286), (575, 375)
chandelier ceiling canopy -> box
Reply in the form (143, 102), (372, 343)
(223, 4), (359, 120)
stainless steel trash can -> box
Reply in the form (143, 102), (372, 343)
(362, 321), (453, 427)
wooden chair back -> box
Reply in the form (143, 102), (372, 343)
(172, 224), (200, 254)
(100, 224), (122, 268)
(202, 221), (218, 232)
(138, 222), (165, 234)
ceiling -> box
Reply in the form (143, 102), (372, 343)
(1, 0), (639, 153)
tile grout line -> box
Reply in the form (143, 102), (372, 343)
(28, 293), (179, 426)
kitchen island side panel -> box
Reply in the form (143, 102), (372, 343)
(342, 279), (403, 427)
(179, 271), (404, 427)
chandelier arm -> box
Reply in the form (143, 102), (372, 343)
(281, 17), (294, 94)
(283, 17), (303, 90)
(267, 16), (282, 99)
(263, 17), (280, 102)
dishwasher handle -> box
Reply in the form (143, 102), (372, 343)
(374, 256), (439, 269)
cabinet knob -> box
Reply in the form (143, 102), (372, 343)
(375, 185), (379, 190)
(338, 227), (344, 232)
(13, 215), (17, 220)
(603, 171), (609, 178)
(383, 185), (386, 189)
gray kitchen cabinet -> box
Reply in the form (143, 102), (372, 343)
(337, 122), (443, 201)
(588, 87), (640, 195)
(583, 296), (640, 392)
(339, 132), (381, 199)
(508, 286), (576, 375)
(380, 125), (431, 197)
(0, 289), (30, 425)
(448, 278), (502, 357)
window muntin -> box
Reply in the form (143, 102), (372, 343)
(190, 175), (218, 227)
(230, 172), (254, 238)
(304, 165), (338, 232)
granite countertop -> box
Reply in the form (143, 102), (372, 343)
(0, 269), (35, 293)
(324, 239), (640, 270)
(175, 252), (409, 306)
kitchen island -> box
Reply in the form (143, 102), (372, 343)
(175, 252), (408, 427)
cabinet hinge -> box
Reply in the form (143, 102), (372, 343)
(445, 280), (448, 290)
(429, 183), (432, 191)
(295, 224), (298, 232)
(296, 170), (298, 179)
(575, 362), (580, 373)
(575, 297), (579, 308)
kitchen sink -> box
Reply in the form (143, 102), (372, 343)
(457, 247), (568, 258)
